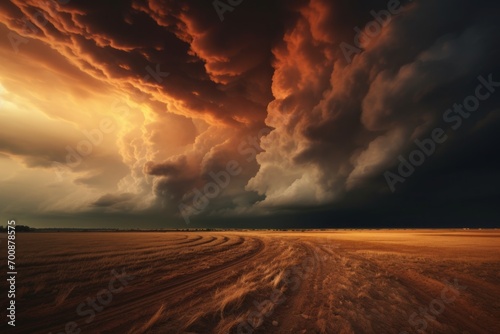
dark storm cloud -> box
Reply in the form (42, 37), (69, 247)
(1, 0), (499, 226)
(2, 0), (278, 125)
(247, 0), (500, 217)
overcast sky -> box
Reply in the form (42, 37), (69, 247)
(1, 0), (499, 228)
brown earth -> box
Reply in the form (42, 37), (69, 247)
(0, 230), (499, 333)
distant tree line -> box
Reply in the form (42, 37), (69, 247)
(0, 225), (34, 232)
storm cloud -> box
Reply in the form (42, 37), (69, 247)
(1, 0), (499, 227)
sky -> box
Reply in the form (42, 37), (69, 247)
(0, 0), (499, 229)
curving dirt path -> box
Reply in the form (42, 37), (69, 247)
(250, 233), (500, 334)
(15, 235), (264, 334)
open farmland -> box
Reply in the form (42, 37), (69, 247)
(1, 230), (499, 333)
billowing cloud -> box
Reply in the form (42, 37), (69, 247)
(0, 0), (499, 227)
(247, 0), (500, 211)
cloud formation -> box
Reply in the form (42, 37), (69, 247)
(248, 0), (500, 211)
(0, 0), (499, 226)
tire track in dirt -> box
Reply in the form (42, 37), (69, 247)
(395, 269), (493, 334)
(18, 236), (230, 316)
(345, 248), (498, 333)
(28, 236), (264, 334)
(24, 235), (243, 325)
(133, 235), (242, 277)
(171, 235), (204, 245)
(94, 237), (265, 334)
(22, 235), (208, 267)
(271, 239), (498, 334)
(267, 240), (420, 333)
(266, 240), (331, 333)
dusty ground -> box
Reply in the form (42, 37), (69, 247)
(0, 230), (499, 333)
